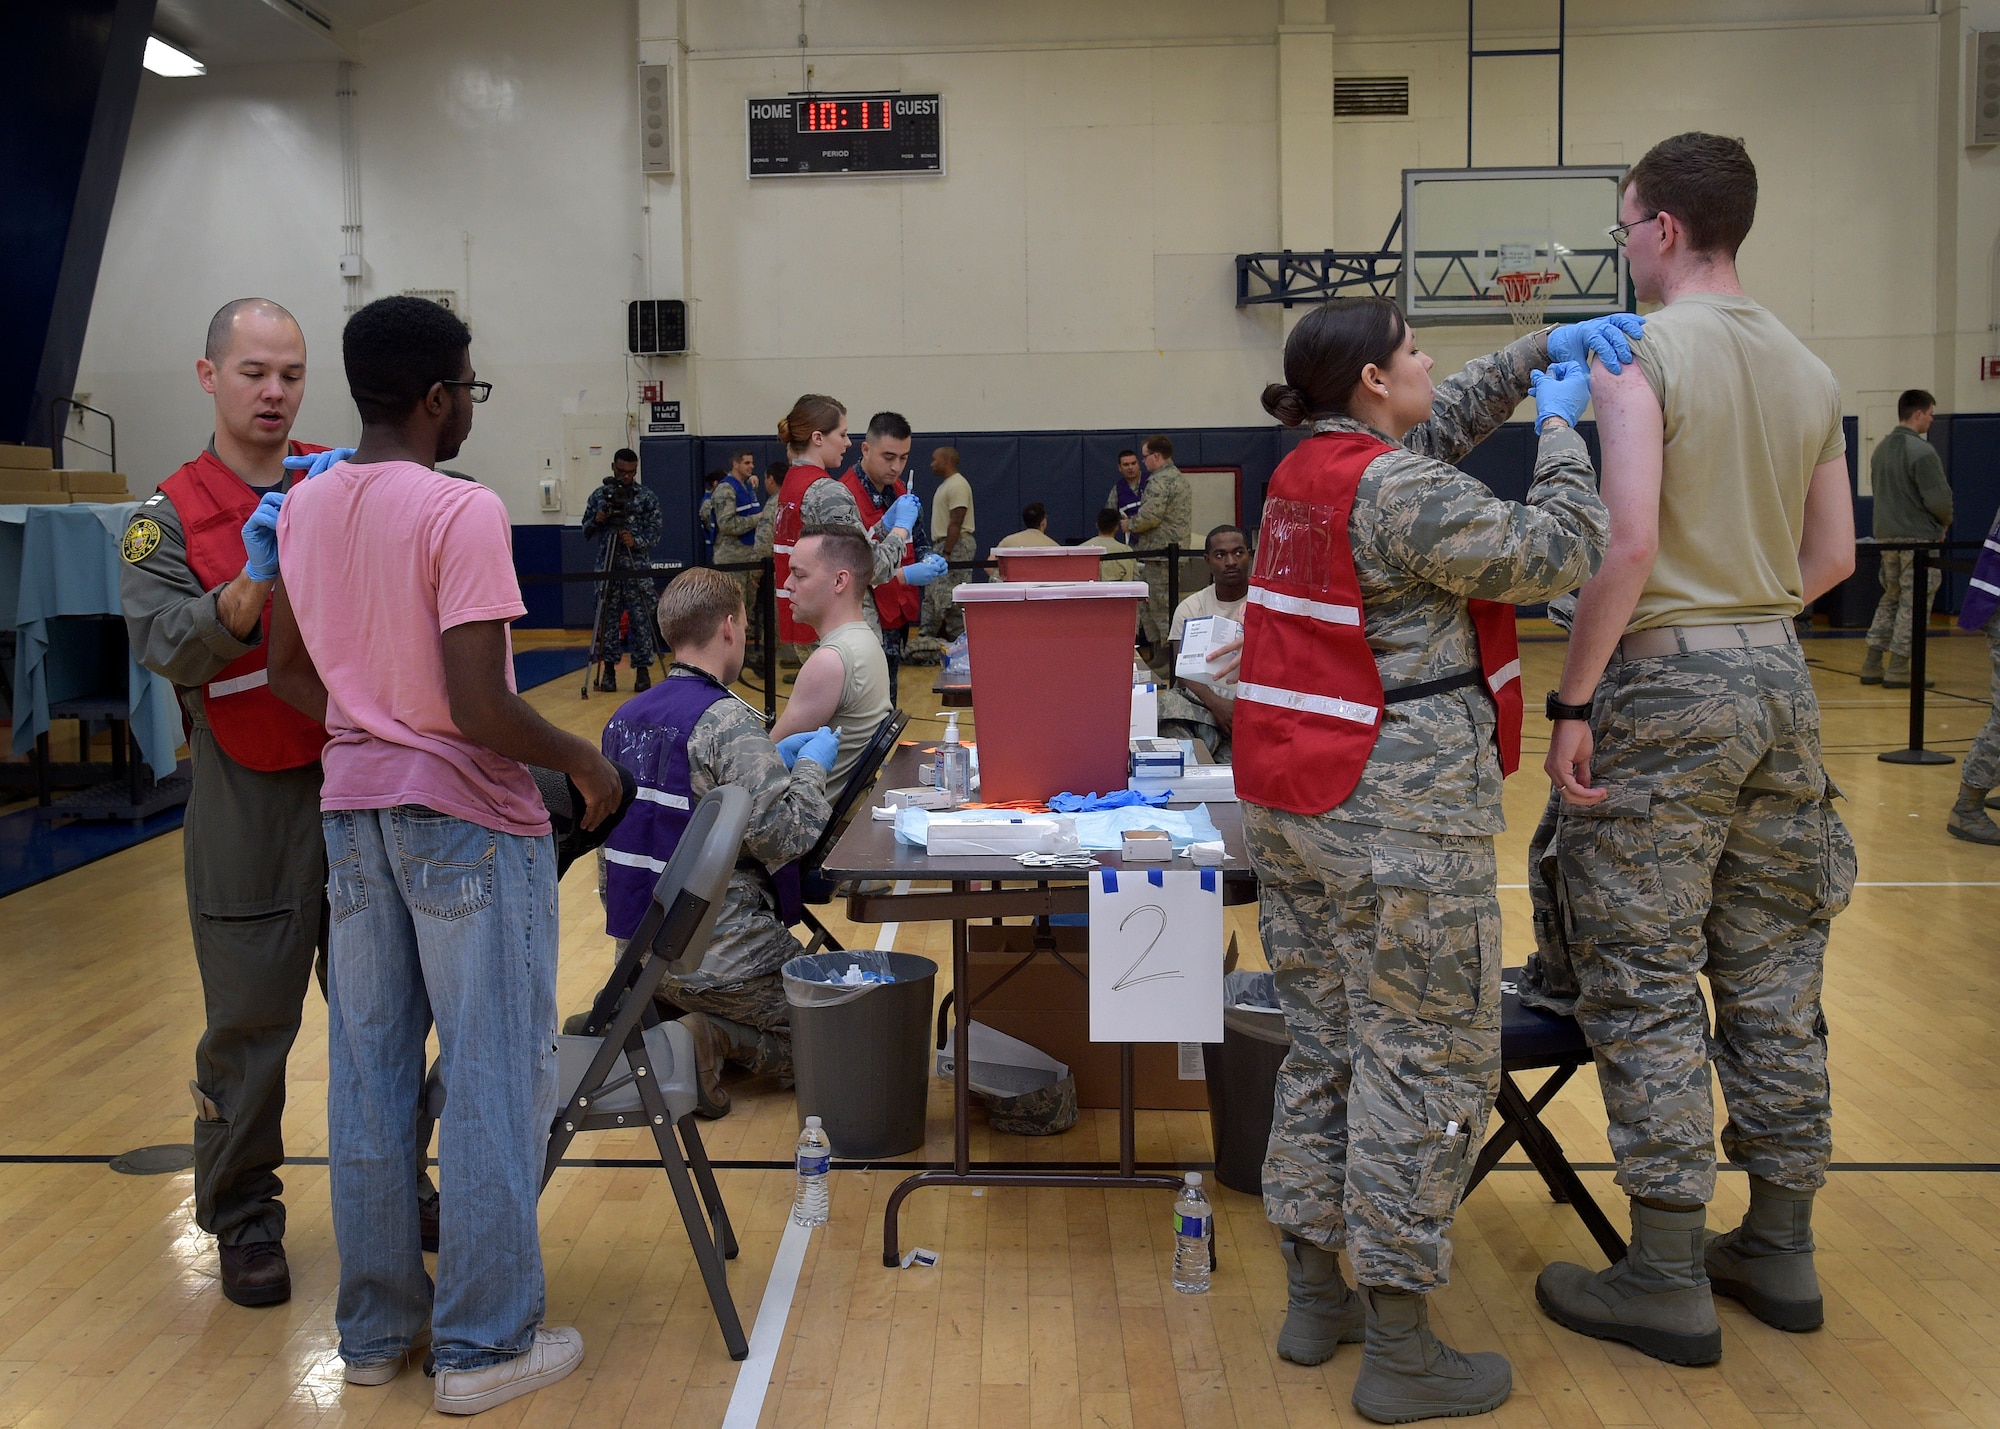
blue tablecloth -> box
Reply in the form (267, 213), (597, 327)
(0, 503), (181, 777)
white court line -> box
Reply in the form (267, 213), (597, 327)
(1500, 881), (2000, 889)
(719, 876), (915, 1429)
(720, 1218), (813, 1429)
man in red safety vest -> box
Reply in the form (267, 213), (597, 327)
(119, 298), (358, 1309)
(838, 411), (932, 700)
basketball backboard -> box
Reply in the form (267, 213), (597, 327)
(1401, 166), (1628, 324)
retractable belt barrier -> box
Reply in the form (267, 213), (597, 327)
(1858, 538), (1985, 768)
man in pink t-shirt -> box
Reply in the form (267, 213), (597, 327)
(268, 296), (618, 1415)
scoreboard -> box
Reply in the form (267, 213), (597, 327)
(746, 93), (944, 178)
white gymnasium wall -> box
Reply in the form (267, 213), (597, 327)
(75, 0), (2000, 520)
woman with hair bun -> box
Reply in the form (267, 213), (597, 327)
(770, 395), (853, 646)
(1225, 299), (1640, 1423)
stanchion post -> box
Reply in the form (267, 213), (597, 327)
(761, 555), (778, 727)
(1880, 540), (1954, 766)
(1166, 542), (1180, 623)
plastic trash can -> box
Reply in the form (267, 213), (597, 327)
(954, 580), (1147, 802)
(994, 546), (1104, 582)
(1203, 971), (1290, 1196)
(784, 951), (938, 1159)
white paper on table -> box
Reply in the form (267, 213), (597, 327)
(1088, 866), (1224, 1043)
(1129, 682), (1158, 740)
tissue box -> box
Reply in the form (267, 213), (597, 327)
(1173, 765), (1236, 802)
(1129, 737), (1184, 780)
(1175, 614), (1242, 686)
(927, 817), (1061, 856)
(1120, 829), (1173, 862)
(883, 786), (952, 810)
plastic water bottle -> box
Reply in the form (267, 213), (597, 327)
(1172, 1172), (1212, 1294)
(936, 713), (971, 808)
(792, 1116), (831, 1227)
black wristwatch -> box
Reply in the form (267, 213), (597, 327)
(1545, 691), (1592, 722)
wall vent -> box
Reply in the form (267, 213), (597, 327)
(1973, 32), (2000, 146)
(1334, 76), (1409, 118)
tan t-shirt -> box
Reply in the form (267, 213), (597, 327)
(1084, 533), (1136, 582)
(994, 528), (1059, 550)
(815, 620), (892, 790)
(1169, 584), (1247, 643)
(1629, 292), (1845, 630)
(931, 472), (975, 542)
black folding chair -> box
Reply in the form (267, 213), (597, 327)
(793, 709), (909, 954)
(1464, 968), (1627, 1261)
(418, 785), (756, 1359)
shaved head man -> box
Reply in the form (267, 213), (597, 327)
(117, 298), (354, 1308)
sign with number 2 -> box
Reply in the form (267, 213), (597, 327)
(1088, 867), (1224, 1043)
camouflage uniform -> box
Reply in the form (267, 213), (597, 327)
(705, 480), (762, 616)
(1865, 550), (1942, 663)
(1156, 685), (1229, 762)
(582, 478), (663, 670)
(798, 476), (910, 644)
(1522, 638), (1857, 1202)
(911, 532), (977, 659)
(1128, 462), (1193, 663)
(620, 668), (832, 1078)
(1249, 332), (1609, 1292)
(1966, 612), (2000, 792)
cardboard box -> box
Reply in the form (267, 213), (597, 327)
(926, 817), (1061, 856)
(0, 444), (54, 471)
(0, 488), (69, 505)
(1120, 829), (1173, 862)
(1176, 614), (1243, 687)
(57, 470), (129, 493)
(0, 468), (63, 492)
(964, 925), (1210, 1111)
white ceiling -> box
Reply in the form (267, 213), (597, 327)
(151, 0), (437, 67)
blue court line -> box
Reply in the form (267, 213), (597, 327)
(0, 645), (597, 900)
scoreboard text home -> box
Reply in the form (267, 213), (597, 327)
(746, 93), (944, 177)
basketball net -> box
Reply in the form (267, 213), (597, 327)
(1496, 270), (1562, 336)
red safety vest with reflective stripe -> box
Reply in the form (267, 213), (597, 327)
(157, 443), (331, 772)
(772, 463), (829, 644)
(839, 469), (923, 631)
(1233, 430), (1522, 817)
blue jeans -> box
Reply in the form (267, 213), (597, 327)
(323, 807), (560, 1371)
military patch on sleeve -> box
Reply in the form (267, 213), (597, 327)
(122, 518), (162, 564)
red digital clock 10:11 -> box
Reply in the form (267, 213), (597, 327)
(797, 99), (895, 134)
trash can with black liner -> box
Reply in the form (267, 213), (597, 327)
(1203, 970), (1290, 1196)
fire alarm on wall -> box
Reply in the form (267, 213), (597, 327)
(1982, 357), (2000, 380)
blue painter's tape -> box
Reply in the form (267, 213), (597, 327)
(1200, 868), (1216, 894)
(1147, 868), (1163, 887)
(1101, 868), (1118, 894)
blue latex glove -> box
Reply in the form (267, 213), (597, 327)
(885, 493), (922, 534)
(775, 731), (813, 769)
(903, 552), (949, 587)
(241, 490), (285, 581)
(281, 446), (356, 481)
(1546, 313), (1645, 374)
(796, 726), (840, 772)
(1530, 361), (1591, 433)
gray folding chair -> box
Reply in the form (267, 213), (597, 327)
(418, 784), (755, 1359)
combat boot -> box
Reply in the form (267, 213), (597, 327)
(1350, 1285), (1510, 1424)
(1274, 1236), (1364, 1366)
(679, 1012), (733, 1118)
(1858, 647), (1885, 684)
(1536, 1201), (1721, 1365)
(1948, 785), (2000, 845)
(1704, 1177), (1823, 1331)
(595, 662), (618, 692)
(633, 663), (653, 692)
(1882, 657), (1933, 690)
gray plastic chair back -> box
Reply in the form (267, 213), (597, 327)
(651, 783), (751, 977)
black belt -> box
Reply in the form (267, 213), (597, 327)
(1383, 668), (1482, 704)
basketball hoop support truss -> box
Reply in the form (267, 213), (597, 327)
(1235, 216), (1403, 309)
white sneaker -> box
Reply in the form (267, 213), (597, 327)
(433, 1327), (584, 1415)
(342, 1331), (430, 1386)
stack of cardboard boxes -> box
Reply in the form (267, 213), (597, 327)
(0, 445), (132, 504)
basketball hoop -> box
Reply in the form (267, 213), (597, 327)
(1495, 270), (1562, 334)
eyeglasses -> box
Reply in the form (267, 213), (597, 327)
(1607, 214), (1661, 250)
(441, 379), (492, 403)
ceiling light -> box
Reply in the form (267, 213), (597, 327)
(143, 37), (205, 77)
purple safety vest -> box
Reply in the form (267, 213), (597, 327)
(1961, 518), (2000, 633)
(599, 667), (804, 941)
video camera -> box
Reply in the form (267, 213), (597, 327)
(593, 474), (634, 529)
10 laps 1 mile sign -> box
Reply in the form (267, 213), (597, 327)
(746, 93), (944, 178)
(647, 400), (683, 435)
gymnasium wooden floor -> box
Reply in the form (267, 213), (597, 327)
(2, 625), (1997, 1428)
